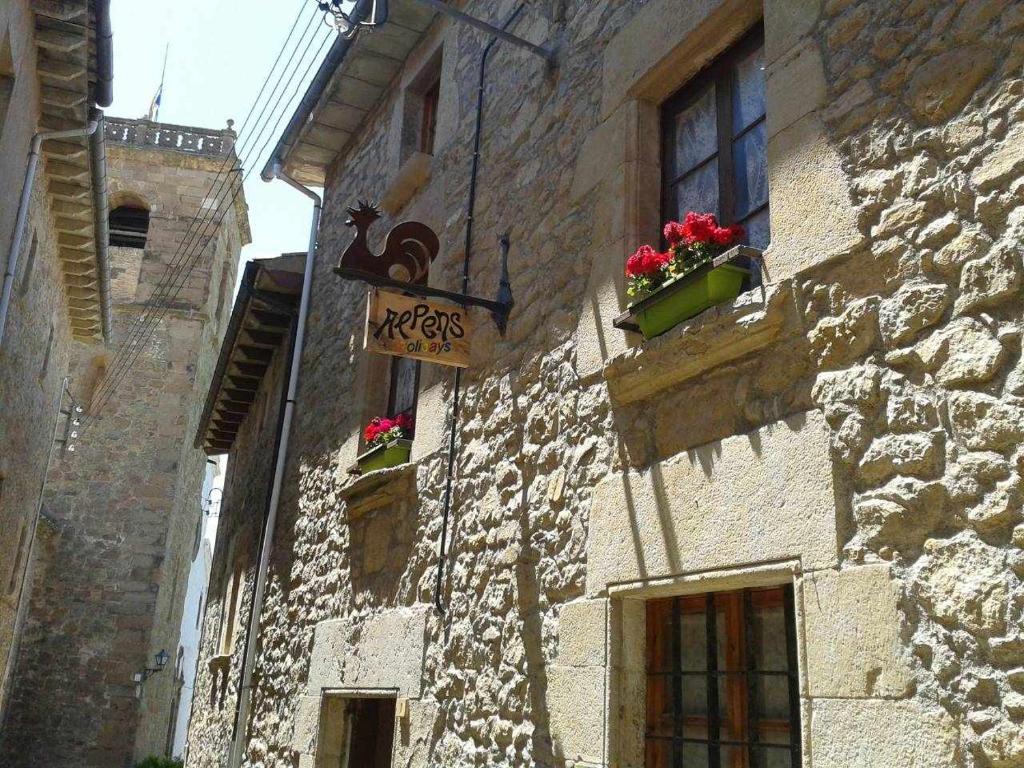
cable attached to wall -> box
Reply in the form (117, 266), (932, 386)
(433, 3), (528, 617)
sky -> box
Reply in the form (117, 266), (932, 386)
(106, 0), (341, 276)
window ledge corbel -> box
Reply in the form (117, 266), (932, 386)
(339, 460), (418, 520)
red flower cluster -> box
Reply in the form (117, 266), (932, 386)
(363, 412), (414, 444)
(664, 212), (744, 247)
(625, 244), (671, 278)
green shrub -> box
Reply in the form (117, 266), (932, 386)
(134, 757), (184, 768)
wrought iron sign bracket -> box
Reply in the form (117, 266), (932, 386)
(335, 232), (514, 334)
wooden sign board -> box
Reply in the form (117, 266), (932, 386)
(364, 289), (471, 368)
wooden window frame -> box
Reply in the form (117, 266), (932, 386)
(660, 25), (767, 245)
(645, 585), (801, 768)
(419, 77), (441, 156)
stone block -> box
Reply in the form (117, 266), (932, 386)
(409, 383), (447, 462)
(766, 39), (826, 138)
(910, 317), (1006, 388)
(586, 411), (837, 595)
(766, 114), (863, 281)
(913, 530), (1010, 636)
(556, 599), (607, 667)
(972, 122), (1024, 192)
(393, 699), (437, 768)
(764, 0), (821, 63)
(810, 698), (958, 767)
(878, 281), (950, 348)
(802, 565), (913, 698)
(547, 664), (606, 766)
(906, 44), (997, 123)
(306, 606), (430, 697)
(291, 694), (322, 755)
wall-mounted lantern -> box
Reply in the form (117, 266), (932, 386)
(133, 649), (170, 697)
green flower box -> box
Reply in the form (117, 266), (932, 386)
(356, 439), (412, 474)
(631, 263), (748, 339)
(615, 246), (759, 339)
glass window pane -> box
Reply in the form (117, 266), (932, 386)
(732, 120), (768, 221)
(670, 162), (719, 221)
(388, 356), (419, 419)
(670, 84), (719, 178)
(750, 593), (788, 672)
(721, 746), (747, 767)
(680, 610), (708, 671)
(740, 208), (771, 251)
(732, 44), (766, 136)
(680, 676), (709, 740)
(753, 675), (793, 745)
(761, 745), (797, 768)
(680, 742), (709, 767)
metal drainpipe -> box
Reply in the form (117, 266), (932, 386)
(90, 109), (113, 342)
(227, 164), (320, 768)
(0, 121), (99, 348)
(433, 4), (526, 616)
(0, 376), (70, 721)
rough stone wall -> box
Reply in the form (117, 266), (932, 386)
(0, 125), (249, 768)
(0, 0), (76, 716)
(185, 338), (290, 768)
(186, 1), (1024, 767)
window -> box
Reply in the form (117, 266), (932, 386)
(39, 323), (54, 379)
(661, 27), (768, 249)
(0, 29), (14, 139)
(109, 205), (150, 248)
(19, 233), (37, 296)
(645, 585), (800, 768)
(219, 559), (245, 655)
(419, 77), (440, 155)
(317, 695), (396, 768)
(387, 356), (419, 425)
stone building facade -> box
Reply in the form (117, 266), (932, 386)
(0, 117), (250, 767)
(187, 1), (1024, 767)
(0, 0), (111, 716)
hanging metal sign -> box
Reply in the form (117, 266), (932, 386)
(364, 289), (471, 368)
(335, 201), (514, 335)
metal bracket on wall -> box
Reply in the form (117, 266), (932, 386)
(335, 234), (515, 334)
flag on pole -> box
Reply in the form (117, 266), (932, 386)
(146, 44), (169, 122)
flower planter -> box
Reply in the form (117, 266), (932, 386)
(355, 438), (412, 474)
(630, 262), (748, 339)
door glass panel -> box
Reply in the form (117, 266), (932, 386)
(739, 208), (771, 251)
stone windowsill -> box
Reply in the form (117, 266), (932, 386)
(603, 282), (790, 405)
(339, 461), (418, 520)
(380, 152), (433, 215)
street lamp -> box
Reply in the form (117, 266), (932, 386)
(132, 648), (170, 696)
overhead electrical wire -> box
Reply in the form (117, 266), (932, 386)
(83, 1), (321, 419)
(83, 2), (334, 431)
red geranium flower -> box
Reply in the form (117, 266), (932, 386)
(663, 220), (687, 246)
(394, 413), (414, 431)
(626, 245), (670, 277)
(681, 211), (719, 244)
